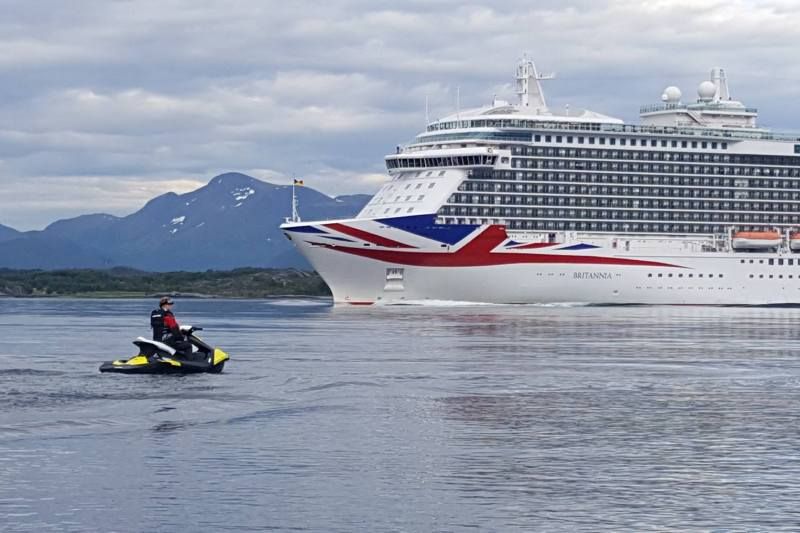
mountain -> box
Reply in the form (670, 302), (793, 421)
(0, 223), (20, 243)
(0, 173), (371, 271)
(0, 232), (114, 269)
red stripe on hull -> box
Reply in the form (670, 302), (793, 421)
(510, 242), (559, 249)
(325, 223), (415, 248)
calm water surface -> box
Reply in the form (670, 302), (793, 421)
(2, 299), (800, 531)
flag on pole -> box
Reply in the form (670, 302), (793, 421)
(293, 179), (304, 186)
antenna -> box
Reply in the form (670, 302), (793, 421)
(711, 67), (730, 101)
(456, 86), (461, 126)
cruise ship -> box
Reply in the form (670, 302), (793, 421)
(280, 59), (800, 305)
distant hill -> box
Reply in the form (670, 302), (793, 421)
(0, 223), (20, 243)
(0, 173), (371, 271)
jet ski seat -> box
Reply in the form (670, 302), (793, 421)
(134, 336), (177, 356)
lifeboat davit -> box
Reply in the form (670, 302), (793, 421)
(732, 230), (781, 251)
(790, 232), (800, 252)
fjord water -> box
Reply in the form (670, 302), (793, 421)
(2, 299), (800, 531)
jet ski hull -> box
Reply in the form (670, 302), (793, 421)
(99, 355), (227, 374)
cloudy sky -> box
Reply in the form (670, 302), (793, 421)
(2, 0), (800, 230)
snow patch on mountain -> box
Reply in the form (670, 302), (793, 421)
(232, 187), (255, 201)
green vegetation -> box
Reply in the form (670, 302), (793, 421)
(0, 268), (331, 298)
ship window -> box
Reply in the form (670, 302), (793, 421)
(750, 274), (754, 278)
(545, 135), (552, 142)
(759, 274), (764, 278)
(769, 259), (774, 265)
(790, 259), (795, 266)
(610, 138), (616, 145)
(779, 259), (784, 265)
(428, 183), (435, 189)
(535, 135), (541, 142)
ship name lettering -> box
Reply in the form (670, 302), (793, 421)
(573, 272), (612, 280)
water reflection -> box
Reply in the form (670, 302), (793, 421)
(2, 299), (800, 531)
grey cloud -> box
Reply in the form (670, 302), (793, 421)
(1, 0), (800, 229)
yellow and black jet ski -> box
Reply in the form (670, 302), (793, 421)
(99, 326), (229, 374)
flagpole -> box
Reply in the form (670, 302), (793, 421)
(291, 178), (301, 222)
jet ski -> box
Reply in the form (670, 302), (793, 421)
(99, 326), (229, 374)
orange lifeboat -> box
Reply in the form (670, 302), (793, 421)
(790, 231), (800, 252)
(732, 230), (781, 251)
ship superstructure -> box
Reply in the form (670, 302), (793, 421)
(280, 59), (800, 305)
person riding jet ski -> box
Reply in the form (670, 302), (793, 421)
(151, 297), (192, 358)
(99, 323), (229, 374)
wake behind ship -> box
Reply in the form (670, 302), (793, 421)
(281, 58), (800, 305)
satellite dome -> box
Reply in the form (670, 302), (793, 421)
(661, 86), (682, 103)
(698, 81), (716, 101)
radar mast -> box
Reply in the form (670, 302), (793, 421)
(516, 57), (554, 113)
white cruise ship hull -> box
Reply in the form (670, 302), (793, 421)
(282, 216), (800, 306)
